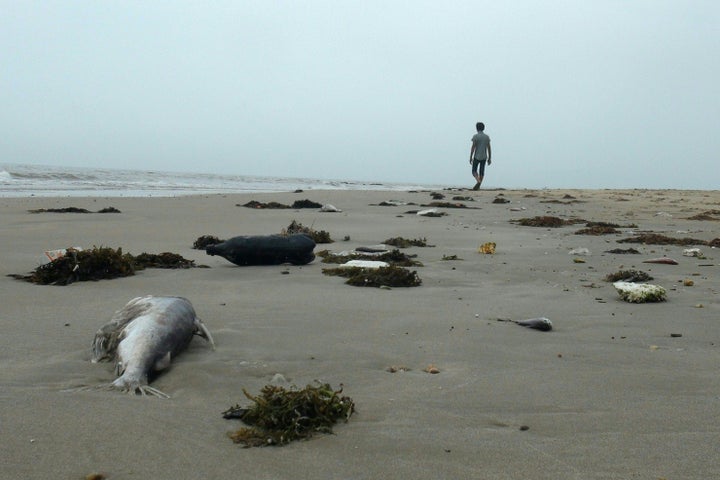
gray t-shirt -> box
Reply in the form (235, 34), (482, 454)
(471, 132), (491, 161)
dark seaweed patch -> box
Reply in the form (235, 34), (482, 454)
(28, 206), (120, 213)
(383, 236), (433, 248)
(283, 220), (333, 243)
(291, 199), (323, 209)
(605, 248), (641, 254)
(617, 233), (708, 246)
(240, 200), (290, 209)
(9, 246), (198, 285)
(511, 216), (583, 227)
(193, 235), (224, 249)
(224, 383), (354, 447)
(575, 226), (620, 235)
(605, 270), (653, 282)
(322, 265), (422, 287)
(316, 248), (421, 267)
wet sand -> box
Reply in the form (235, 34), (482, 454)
(1, 188), (719, 479)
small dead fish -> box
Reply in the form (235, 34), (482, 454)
(515, 317), (553, 331)
(497, 317), (553, 332)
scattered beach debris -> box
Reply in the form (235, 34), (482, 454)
(193, 235), (224, 249)
(683, 279), (694, 286)
(568, 247), (591, 256)
(423, 364), (440, 374)
(617, 233), (708, 246)
(316, 248), (421, 267)
(430, 192), (445, 200)
(320, 204), (341, 212)
(573, 258), (586, 263)
(509, 206), (527, 211)
(643, 257), (679, 265)
(497, 317), (553, 331)
(605, 269), (653, 283)
(206, 234), (316, 266)
(492, 197), (510, 204)
(223, 383), (355, 447)
(424, 201), (469, 209)
(441, 254), (461, 260)
(682, 248), (704, 257)
(605, 248), (641, 254)
(613, 281), (667, 303)
(511, 216), (584, 227)
(28, 206), (121, 213)
(283, 220), (333, 243)
(9, 246), (199, 285)
(416, 208), (445, 217)
(322, 265), (422, 288)
(478, 242), (496, 254)
(386, 365), (410, 373)
(383, 236), (433, 248)
(452, 196), (474, 202)
(377, 200), (411, 206)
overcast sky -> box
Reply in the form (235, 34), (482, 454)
(2, 1), (718, 189)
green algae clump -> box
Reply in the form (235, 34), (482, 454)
(223, 383), (355, 447)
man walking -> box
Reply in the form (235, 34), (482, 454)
(469, 122), (491, 190)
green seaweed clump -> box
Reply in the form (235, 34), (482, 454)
(192, 235), (224, 249)
(132, 252), (196, 269)
(322, 265), (422, 288)
(604, 269), (653, 283)
(223, 383), (355, 447)
(12, 247), (135, 285)
(283, 220), (333, 243)
(383, 236), (431, 248)
(291, 199), (323, 209)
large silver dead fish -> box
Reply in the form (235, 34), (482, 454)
(90, 295), (214, 398)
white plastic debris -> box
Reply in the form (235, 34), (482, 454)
(320, 204), (342, 212)
(417, 208), (439, 216)
(682, 248), (703, 257)
(339, 260), (389, 269)
(568, 247), (591, 256)
(44, 246), (83, 262)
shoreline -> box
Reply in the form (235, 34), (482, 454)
(1, 188), (719, 479)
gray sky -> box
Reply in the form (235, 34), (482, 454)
(2, 1), (718, 189)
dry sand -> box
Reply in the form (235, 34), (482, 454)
(1, 188), (719, 479)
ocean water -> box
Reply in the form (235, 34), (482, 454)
(0, 163), (445, 198)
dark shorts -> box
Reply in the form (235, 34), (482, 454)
(472, 158), (487, 177)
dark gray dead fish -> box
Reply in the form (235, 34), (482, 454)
(89, 295), (214, 398)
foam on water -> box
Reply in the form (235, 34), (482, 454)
(0, 164), (445, 197)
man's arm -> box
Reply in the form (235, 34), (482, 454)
(469, 142), (476, 164)
(487, 143), (492, 165)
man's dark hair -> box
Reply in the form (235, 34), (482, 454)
(476, 122), (485, 132)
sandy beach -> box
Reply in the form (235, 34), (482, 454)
(1, 188), (719, 479)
